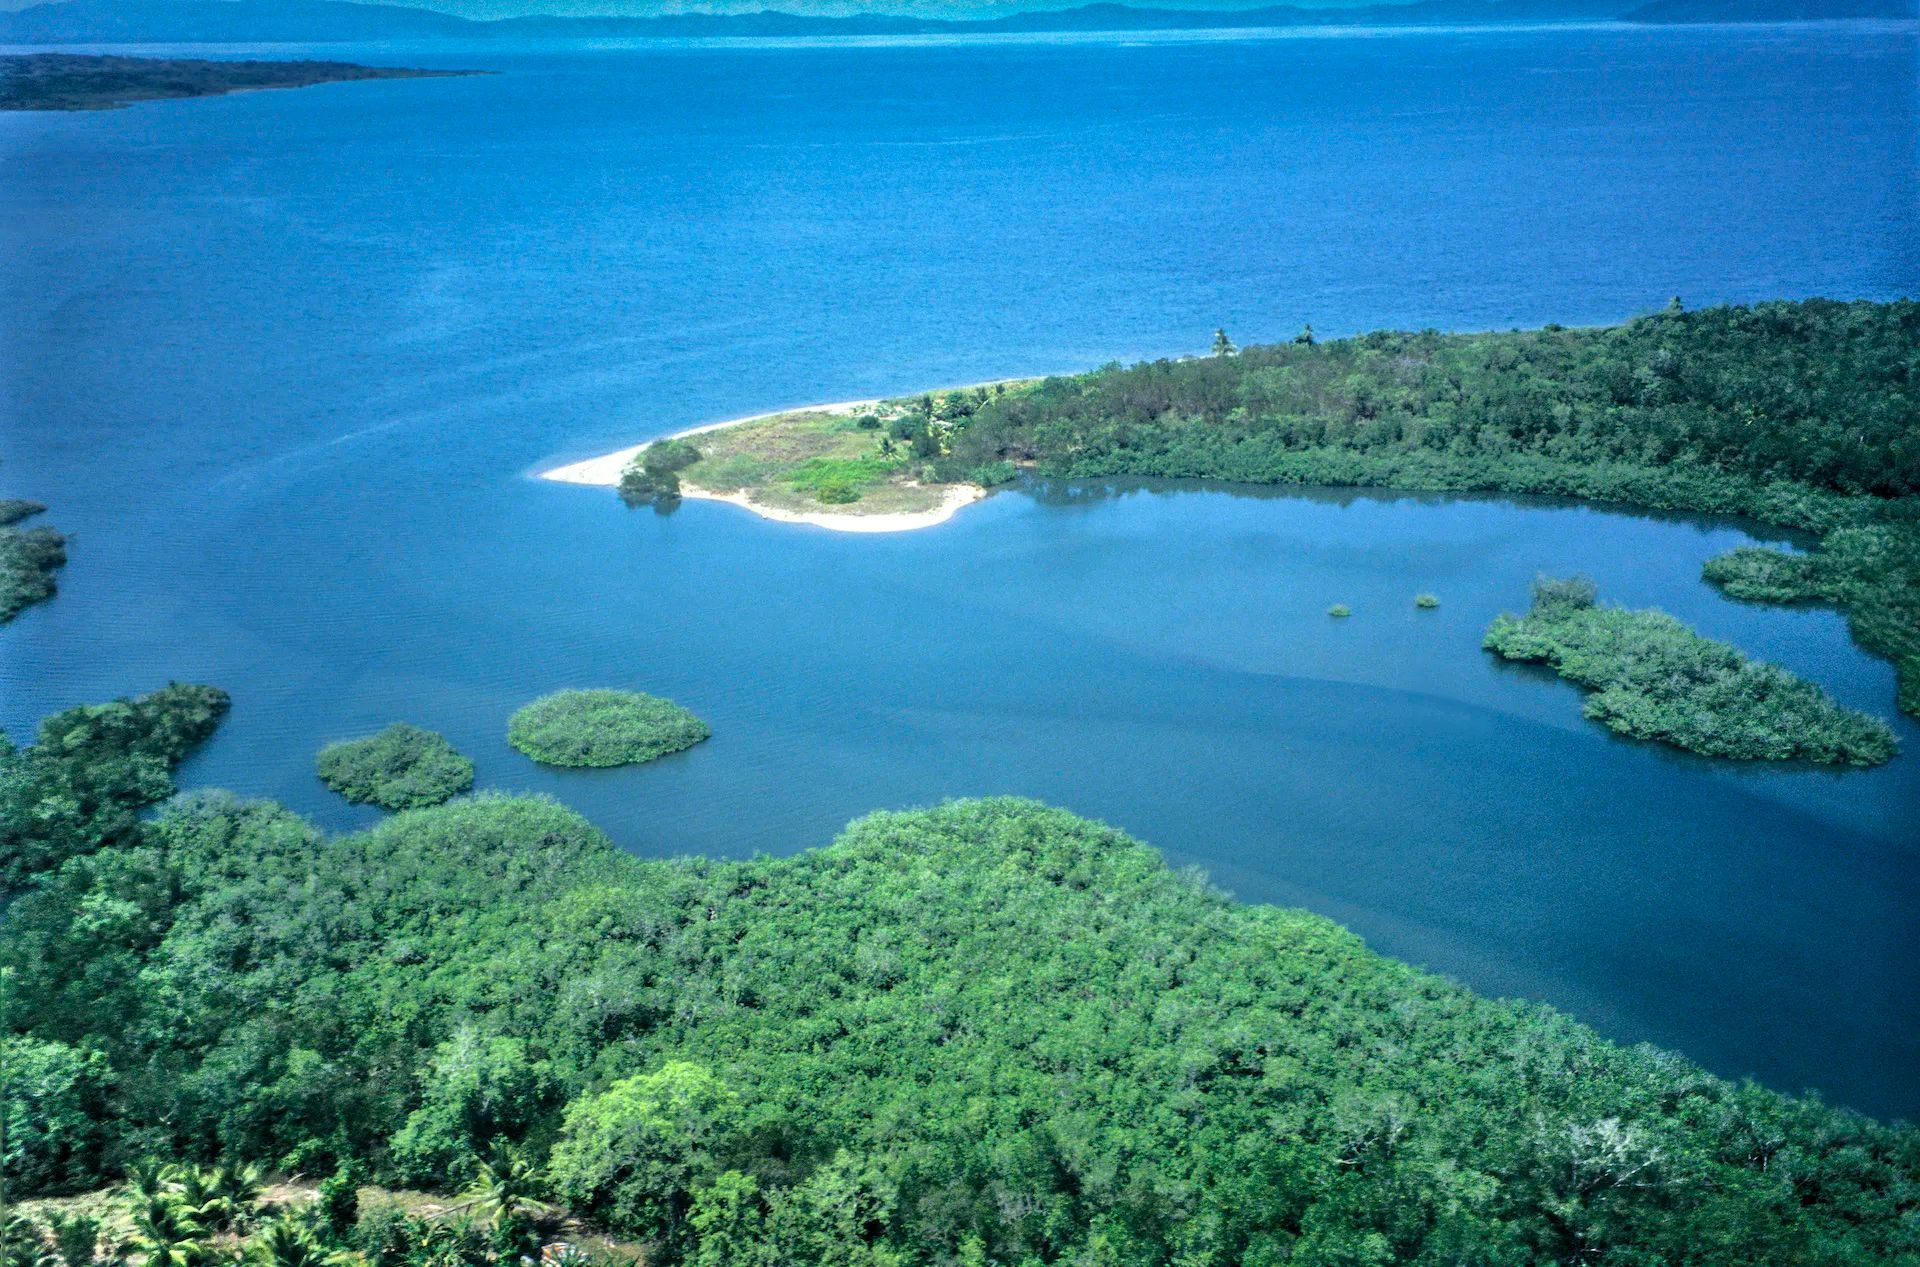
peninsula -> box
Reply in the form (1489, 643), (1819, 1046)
(540, 385), (1030, 533)
(0, 54), (477, 112)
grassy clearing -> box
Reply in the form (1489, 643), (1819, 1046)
(632, 384), (1034, 518)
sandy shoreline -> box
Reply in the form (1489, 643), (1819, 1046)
(537, 394), (987, 533)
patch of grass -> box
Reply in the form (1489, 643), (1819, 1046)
(508, 689), (710, 768)
(316, 723), (474, 811)
(785, 455), (907, 504)
(1484, 575), (1896, 765)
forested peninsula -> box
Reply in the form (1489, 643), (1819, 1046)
(0, 497), (65, 622)
(928, 299), (1916, 717)
(3, 688), (1919, 1267)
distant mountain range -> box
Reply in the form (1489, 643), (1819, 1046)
(0, 0), (1909, 44)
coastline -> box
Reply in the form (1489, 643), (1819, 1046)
(538, 391), (1001, 533)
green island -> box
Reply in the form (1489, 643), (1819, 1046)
(921, 299), (1916, 719)
(1485, 575), (1898, 765)
(617, 388), (1025, 521)
(3, 689), (1919, 1267)
(316, 723), (476, 810)
(507, 689), (710, 768)
(0, 54), (478, 112)
(0, 497), (66, 623)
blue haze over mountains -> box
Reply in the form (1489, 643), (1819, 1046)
(0, 0), (1911, 42)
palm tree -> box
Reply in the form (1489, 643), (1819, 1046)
(121, 1162), (171, 1205)
(1, 1214), (58, 1267)
(459, 1150), (552, 1236)
(123, 1195), (205, 1267)
(241, 1219), (360, 1267)
(162, 1167), (220, 1229)
(205, 1163), (266, 1233)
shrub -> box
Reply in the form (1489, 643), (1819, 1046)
(969, 460), (1019, 487)
(643, 438), (702, 476)
(316, 723), (474, 811)
(508, 689), (710, 768)
(619, 464), (681, 508)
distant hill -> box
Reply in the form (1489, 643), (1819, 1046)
(1623, 0), (1916, 17)
(0, 0), (1628, 44)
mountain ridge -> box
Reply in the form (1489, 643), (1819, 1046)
(0, 0), (1907, 43)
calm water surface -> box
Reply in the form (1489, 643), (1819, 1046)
(3, 24), (1917, 1115)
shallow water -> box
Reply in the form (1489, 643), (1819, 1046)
(3, 23), (1917, 1115)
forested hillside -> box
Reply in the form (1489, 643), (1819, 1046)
(3, 693), (1918, 1267)
(944, 299), (1920, 714)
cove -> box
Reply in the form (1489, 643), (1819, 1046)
(3, 23), (1915, 1116)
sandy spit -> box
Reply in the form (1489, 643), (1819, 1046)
(537, 395), (990, 533)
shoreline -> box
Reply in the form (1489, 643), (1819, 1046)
(538, 386), (1016, 533)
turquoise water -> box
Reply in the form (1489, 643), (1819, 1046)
(3, 23), (1917, 1115)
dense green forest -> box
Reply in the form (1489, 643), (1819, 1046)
(1483, 575), (1897, 764)
(0, 498), (65, 623)
(941, 299), (1920, 716)
(4, 691), (1919, 1267)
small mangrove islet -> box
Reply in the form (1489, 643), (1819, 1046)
(316, 723), (475, 810)
(508, 688), (710, 768)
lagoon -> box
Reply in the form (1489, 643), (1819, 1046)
(2, 22), (1916, 1115)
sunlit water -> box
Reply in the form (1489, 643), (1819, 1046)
(3, 23), (1916, 1114)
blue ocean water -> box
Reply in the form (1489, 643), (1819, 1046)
(2, 23), (1917, 1114)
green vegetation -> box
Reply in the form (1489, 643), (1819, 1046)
(0, 53), (475, 111)
(2, 686), (1917, 1265)
(0, 682), (228, 898)
(506, 689), (709, 768)
(315, 723), (474, 810)
(1485, 575), (1897, 765)
(784, 454), (900, 504)
(941, 299), (1920, 716)
(1327, 603), (1351, 617)
(619, 437), (703, 508)
(639, 386), (1031, 519)
(0, 498), (46, 525)
(1703, 523), (1920, 716)
(1414, 593), (1440, 608)
(0, 498), (66, 622)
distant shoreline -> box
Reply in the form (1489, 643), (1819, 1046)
(0, 54), (480, 112)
